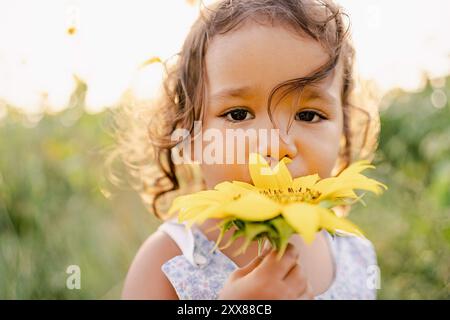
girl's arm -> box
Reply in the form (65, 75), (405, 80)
(121, 230), (180, 299)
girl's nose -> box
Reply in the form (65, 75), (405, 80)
(264, 130), (298, 161)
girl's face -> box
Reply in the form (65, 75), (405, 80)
(199, 21), (344, 189)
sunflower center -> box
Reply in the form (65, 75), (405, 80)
(259, 187), (321, 204)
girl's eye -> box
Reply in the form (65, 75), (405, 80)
(295, 110), (326, 123)
(222, 108), (254, 122)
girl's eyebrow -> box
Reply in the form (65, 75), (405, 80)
(210, 85), (338, 105)
(301, 87), (338, 105)
(210, 85), (254, 102)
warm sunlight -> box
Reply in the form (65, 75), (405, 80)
(0, 0), (449, 113)
(1, 0), (449, 302)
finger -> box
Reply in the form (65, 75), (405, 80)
(283, 264), (307, 295)
(297, 282), (314, 300)
(283, 258), (302, 282)
(259, 243), (299, 279)
(260, 240), (272, 256)
(233, 253), (265, 278)
(258, 240), (272, 257)
(234, 241), (273, 278)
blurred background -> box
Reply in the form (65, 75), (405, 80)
(0, 0), (449, 299)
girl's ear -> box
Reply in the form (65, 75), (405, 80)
(331, 134), (348, 176)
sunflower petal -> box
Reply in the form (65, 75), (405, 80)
(319, 209), (364, 237)
(184, 205), (229, 228)
(178, 204), (211, 222)
(222, 192), (281, 221)
(169, 190), (228, 215)
(248, 153), (278, 189)
(167, 194), (191, 216)
(339, 160), (375, 177)
(215, 181), (253, 196)
(231, 180), (259, 191)
(292, 173), (320, 191)
(282, 203), (321, 244)
(272, 156), (293, 188)
(314, 175), (387, 202)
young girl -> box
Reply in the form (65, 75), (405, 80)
(119, 0), (380, 300)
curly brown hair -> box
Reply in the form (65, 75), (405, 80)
(108, 0), (380, 220)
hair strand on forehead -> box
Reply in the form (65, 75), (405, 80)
(108, 0), (380, 219)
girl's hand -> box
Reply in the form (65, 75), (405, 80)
(218, 243), (314, 300)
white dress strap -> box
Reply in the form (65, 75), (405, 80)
(157, 218), (200, 267)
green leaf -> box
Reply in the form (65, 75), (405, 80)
(233, 219), (245, 230)
(219, 227), (245, 251)
(234, 222), (273, 256)
(209, 217), (235, 254)
(268, 217), (295, 260)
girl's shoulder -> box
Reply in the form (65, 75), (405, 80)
(121, 226), (182, 299)
(157, 219), (238, 299)
(316, 232), (379, 299)
(331, 232), (378, 268)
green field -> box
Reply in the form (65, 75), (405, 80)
(0, 77), (449, 299)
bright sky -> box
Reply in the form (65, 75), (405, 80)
(0, 0), (449, 114)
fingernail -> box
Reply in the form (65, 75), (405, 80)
(261, 241), (272, 255)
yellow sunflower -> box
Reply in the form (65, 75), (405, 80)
(168, 153), (387, 257)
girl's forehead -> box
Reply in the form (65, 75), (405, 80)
(206, 22), (334, 94)
(205, 22), (342, 103)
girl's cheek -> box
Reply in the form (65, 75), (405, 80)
(198, 123), (254, 186)
(295, 125), (342, 178)
(198, 115), (342, 185)
(200, 163), (251, 188)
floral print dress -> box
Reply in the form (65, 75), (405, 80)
(159, 218), (379, 300)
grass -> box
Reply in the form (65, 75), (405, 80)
(0, 77), (449, 299)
